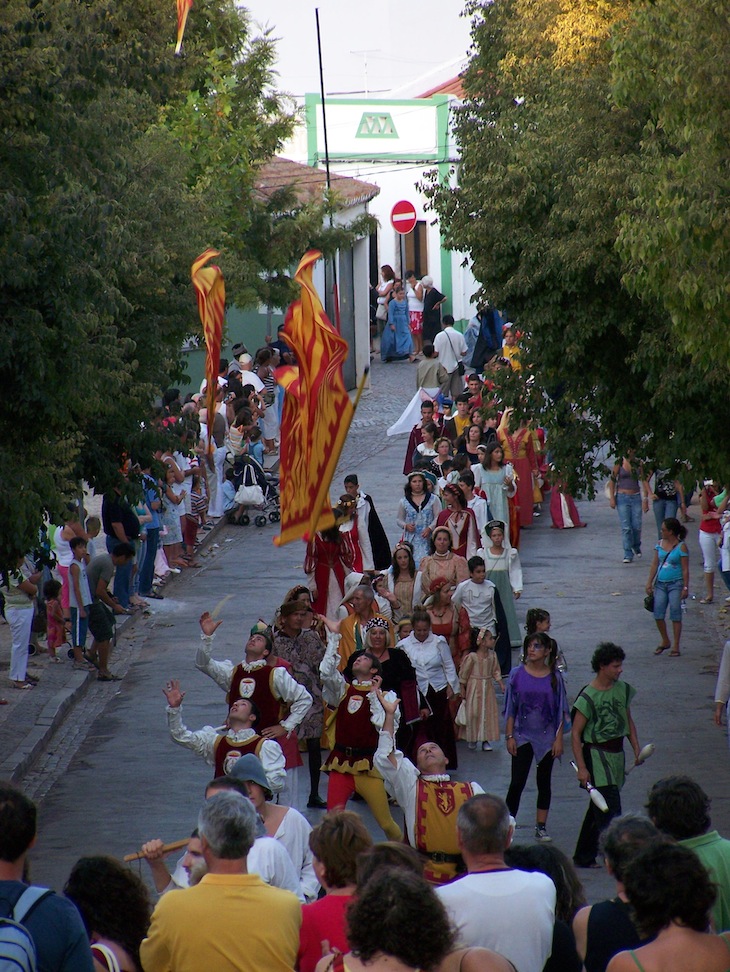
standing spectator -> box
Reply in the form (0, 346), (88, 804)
(573, 814), (662, 972)
(646, 775), (730, 933)
(381, 284), (415, 363)
(421, 275), (447, 345)
(140, 792), (301, 972)
(646, 466), (686, 539)
(607, 452), (649, 565)
(3, 555), (40, 690)
(436, 794), (556, 972)
(101, 485), (140, 608)
(405, 270), (424, 356)
(434, 316), (467, 400)
(52, 508), (86, 623)
(698, 478), (729, 603)
(645, 517), (689, 656)
(571, 643), (642, 868)
(0, 782), (94, 971)
(43, 578), (67, 663)
(86, 544), (135, 681)
(415, 344), (448, 393)
(68, 537), (95, 671)
(469, 306), (504, 373)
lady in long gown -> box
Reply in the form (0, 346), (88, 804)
(304, 525), (356, 617)
(419, 526), (470, 593)
(435, 484), (481, 560)
(380, 284), (414, 362)
(473, 441), (518, 545)
(498, 408), (541, 529)
(396, 472), (440, 568)
(482, 520), (523, 648)
(383, 542), (423, 622)
(424, 576), (471, 672)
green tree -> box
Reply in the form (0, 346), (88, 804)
(611, 0), (730, 363)
(426, 0), (730, 494)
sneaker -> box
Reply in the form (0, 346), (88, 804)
(535, 825), (552, 842)
(623, 557), (632, 564)
(482, 742), (493, 751)
(468, 742), (477, 750)
(635, 551), (642, 559)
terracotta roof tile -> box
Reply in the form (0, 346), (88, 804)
(254, 157), (380, 209)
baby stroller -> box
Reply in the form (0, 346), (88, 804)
(232, 455), (280, 527)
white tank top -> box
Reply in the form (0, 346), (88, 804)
(53, 525), (75, 567)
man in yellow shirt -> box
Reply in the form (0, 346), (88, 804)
(140, 791), (300, 972)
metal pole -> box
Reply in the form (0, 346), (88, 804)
(315, 8), (340, 333)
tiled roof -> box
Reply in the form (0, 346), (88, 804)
(254, 157), (380, 208)
(417, 76), (465, 99)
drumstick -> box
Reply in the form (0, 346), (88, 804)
(123, 838), (190, 863)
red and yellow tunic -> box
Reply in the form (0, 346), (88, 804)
(213, 733), (265, 777)
(415, 777), (474, 885)
(324, 683), (379, 776)
(228, 660), (302, 769)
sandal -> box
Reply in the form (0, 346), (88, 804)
(669, 650), (681, 657)
(699, 598), (714, 604)
(13, 682), (33, 690)
(97, 672), (122, 682)
(654, 645), (670, 655)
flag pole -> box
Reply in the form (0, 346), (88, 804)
(315, 8), (341, 333)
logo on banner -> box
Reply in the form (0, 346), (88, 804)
(356, 113), (399, 138)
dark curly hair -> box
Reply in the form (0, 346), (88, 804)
(504, 842), (586, 923)
(623, 842), (717, 936)
(590, 641), (625, 672)
(64, 856), (151, 972)
(645, 776), (711, 840)
(346, 869), (455, 969)
(356, 841), (423, 889)
(600, 813), (664, 883)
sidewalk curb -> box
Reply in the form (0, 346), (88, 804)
(5, 516), (230, 785)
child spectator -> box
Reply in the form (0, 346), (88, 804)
(459, 626), (504, 751)
(43, 579), (67, 662)
(85, 515), (101, 560)
(69, 537), (95, 671)
(222, 468), (240, 520)
(246, 426), (265, 467)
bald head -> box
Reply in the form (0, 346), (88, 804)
(457, 794), (512, 856)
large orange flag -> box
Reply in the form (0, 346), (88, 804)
(274, 250), (355, 546)
(175, 0), (193, 55)
(191, 249), (225, 446)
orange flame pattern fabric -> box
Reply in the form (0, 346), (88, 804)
(274, 250), (354, 546)
(191, 249), (226, 445)
(175, 0), (193, 55)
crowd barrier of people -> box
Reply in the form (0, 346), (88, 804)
(3, 314), (730, 972)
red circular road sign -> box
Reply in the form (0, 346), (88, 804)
(390, 200), (418, 235)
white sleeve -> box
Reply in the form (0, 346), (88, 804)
(438, 637), (460, 694)
(270, 667), (313, 732)
(260, 739), (287, 793)
(283, 811), (319, 903)
(451, 581), (466, 610)
(369, 689), (400, 732)
(413, 571), (423, 608)
(319, 631), (347, 707)
(166, 707), (217, 765)
(508, 548), (523, 593)
(194, 634), (235, 693)
(373, 728), (419, 805)
(247, 838), (303, 901)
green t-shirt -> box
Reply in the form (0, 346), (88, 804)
(573, 680), (636, 788)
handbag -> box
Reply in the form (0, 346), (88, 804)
(376, 303), (388, 321)
(455, 700), (467, 727)
(235, 483), (264, 506)
(643, 592), (655, 612)
(446, 330), (465, 375)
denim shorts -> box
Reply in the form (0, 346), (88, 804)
(653, 579), (683, 622)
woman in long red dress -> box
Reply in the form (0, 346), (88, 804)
(424, 577), (471, 674)
(435, 484), (481, 559)
(304, 525), (356, 617)
(498, 408), (540, 529)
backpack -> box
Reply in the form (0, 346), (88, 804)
(0, 886), (54, 972)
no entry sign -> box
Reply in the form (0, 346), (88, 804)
(390, 200), (418, 235)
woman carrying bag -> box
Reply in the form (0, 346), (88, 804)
(646, 517), (689, 657)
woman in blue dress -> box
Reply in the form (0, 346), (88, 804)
(396, 470), (441, 567)
(381, 283), (415, 362)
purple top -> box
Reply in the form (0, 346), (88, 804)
(503, 666), (569, 761)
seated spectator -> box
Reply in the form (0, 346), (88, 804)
(646, 776), (730, 932)
(607, 843), (730, 972)
(0, 782), (93, 971)
(64, 856), (151, 972)
(573, 813), (663, 972)
(297, 812), (373, 972)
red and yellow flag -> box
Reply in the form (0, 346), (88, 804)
(175, 0), (193, 55)
(191, 249), (225, 446)
(274, 250), (354, 546)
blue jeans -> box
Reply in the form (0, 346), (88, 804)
(138, 528), (159, 595)
(106, 536), (132, 608)
(653, 578), (683, 622)
(653, 497), (679, 539)
(616, 492), (643, 561)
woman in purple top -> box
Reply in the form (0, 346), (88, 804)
(504, 632), (569, 842)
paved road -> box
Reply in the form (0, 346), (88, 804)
(15, 356), (730, 905)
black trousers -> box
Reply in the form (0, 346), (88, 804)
(505, 744), (555, 815)
(573, 744), (623, 865)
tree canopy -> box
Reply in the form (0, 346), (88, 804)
(0, 0), (368, 565)
(426, 0), (730, 494)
